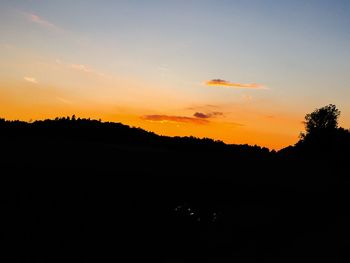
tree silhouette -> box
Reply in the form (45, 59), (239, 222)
(293, 104), (350, 161)
(302, 104), (340, 137)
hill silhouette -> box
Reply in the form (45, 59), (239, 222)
(1, 105), (350, 262)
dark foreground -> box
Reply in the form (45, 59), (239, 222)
(1, 118), (350, 262)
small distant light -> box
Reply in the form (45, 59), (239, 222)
(174, 205), (182, 211)
(190, 212), (194, 216)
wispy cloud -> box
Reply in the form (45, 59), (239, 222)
(205, 79), (265, 89)
(53, 58), (104, 76)
(24, 77), (38, 84)
(56, 97), (72, 105)
(157, 64), (170, 72)
(70, 64), (92, 73)
(141, 115), (209, 125)
(70, 63), (106, 77)
(26, 13), (61, 31)
(186, 104), (219, 112)
(193, 112), (223, 119)
(227, 122), (245, 127)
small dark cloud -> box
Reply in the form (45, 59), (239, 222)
(194, 112), (210, 119)
(205, 79), (264, 89)
(193, 111), (224, 119)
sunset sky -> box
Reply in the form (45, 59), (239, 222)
(1, 0), (350, 149)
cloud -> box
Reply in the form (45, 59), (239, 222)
(70, 63), (106, 77)
(157, 64), (170, 72)
(27, 13), (61, 31)
(228, 122), (245, 127)
(70, 64), (92, 73)
(205, 79), (264, 89)
(193, 112), (210, 119)
(56, 97), (72, 105)
(24, 77), (38, 84)
(185, 104), (219, 112)
(53, 59), (105, 77)
(193, 111), (223, 119)
(142, 115), (209, 125)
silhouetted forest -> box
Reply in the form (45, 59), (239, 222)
(1, 104), (350, 262)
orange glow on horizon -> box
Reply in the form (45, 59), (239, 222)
(0, 75), (304, 150)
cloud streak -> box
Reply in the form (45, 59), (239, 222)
(70, 63), (106, 77)
(70, 64), (92, 73)
(24, 77), (38, 84)
(53, 58), (104, 76)
(26, 13), (62, 32)
(56, 97), (72, 105)
(142, 115), (209, 125)
(205, 79), (264, 89)
(193, 112), (223, 119)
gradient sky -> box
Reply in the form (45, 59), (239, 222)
(1, 0), (350, 149)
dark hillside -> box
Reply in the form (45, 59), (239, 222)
(1, 105), (350, 262)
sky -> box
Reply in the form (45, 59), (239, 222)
(1, 0), (350, 150)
